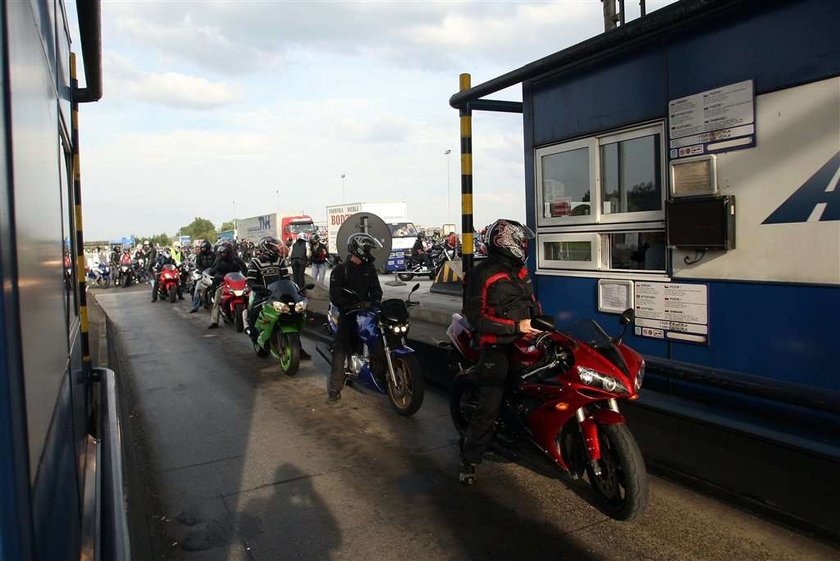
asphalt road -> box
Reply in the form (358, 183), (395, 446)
(95, 287), (837, 561)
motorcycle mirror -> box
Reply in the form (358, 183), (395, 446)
(620, 308), (635, 326)
(410, 283), (420, 294)
(531, 315), (556, 332)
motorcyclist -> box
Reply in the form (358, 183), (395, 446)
(151, 248), (184, 302)
(290, 233), (309, 292)
(189, 240), (216, 313)
(244, 236), (311, 360)
(411, 232), (433, 270)
(327, 233), (383, 404)
(171, 241), (184, 266)
(207, 242), (247, 328)
(120, 248), (133, 266)
(459, 219), (541, 484)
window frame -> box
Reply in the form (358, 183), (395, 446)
(533, 121), (670, 280)
(535, 123), (666, 228)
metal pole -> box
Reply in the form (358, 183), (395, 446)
(618, 0), (626, 26)
(445, 149), (452, 224)
(640, 0), (646, 16)
(341, 174), (346, 203)
(70, 54), (93, 377)
(459, 74), (474, 275)
(602, 0), (618, 31)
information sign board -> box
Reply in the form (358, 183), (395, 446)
(634, 281), (709, 344)
(668, 80), (755, 160)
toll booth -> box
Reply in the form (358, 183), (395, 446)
(452, 0), (839, 537)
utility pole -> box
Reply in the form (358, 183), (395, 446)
(602, 0), (619, 31)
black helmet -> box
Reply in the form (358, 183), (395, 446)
(485, 219), (535, 264)
(347, 233), (383, 263)
(218, 241), (233, 258)
(200, 240), (212, 253)
(259, 236), (282, 258)
(417, 232), (426, 239)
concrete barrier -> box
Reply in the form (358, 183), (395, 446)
(430, 260), (463, 296)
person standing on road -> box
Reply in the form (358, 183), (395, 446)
(327, 233), (383, 404)
(207, 242), (247, 328)
(309, 234), (328, 286)
(458, 219), (541, 485)
(290, 233), (309, 292)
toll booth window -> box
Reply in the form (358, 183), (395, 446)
(534, 123), (668, 277)
(539, 140), (592, 223)
(601, 231), (667, 271)
(600, 133), (662, 215)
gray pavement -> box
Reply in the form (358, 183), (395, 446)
(94, 287), (837, 561)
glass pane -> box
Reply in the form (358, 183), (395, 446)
(543, 240), (592, 262)
(600, 134), (662, 215)
(603, 231), (666, 271)
(541, 147), (591, 219)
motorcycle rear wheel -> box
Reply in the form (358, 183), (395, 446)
(585, 423), (649, 521)
(274, 330), (300, 376)
(387, 353), (424, 416)
(449, 375), (479, 435)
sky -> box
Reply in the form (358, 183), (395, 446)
(68, 0), (678, 240)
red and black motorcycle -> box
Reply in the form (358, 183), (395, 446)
(155, 264), (181, 303)
(447, 309), (648, 521)
(217, 272), (249, 332)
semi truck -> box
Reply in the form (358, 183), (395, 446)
(235, 213), (316, 243)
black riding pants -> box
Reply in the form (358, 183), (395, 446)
(291, 259), (306, 291)
(329, 314), (357, 394)
(461, 345), (511, 464)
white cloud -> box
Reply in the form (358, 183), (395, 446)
(102, 51), (242, 109)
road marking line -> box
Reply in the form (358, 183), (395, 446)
(827, 163), (840, 193)
(807, 202), (828, 223)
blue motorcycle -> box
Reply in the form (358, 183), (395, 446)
(87, 261), (111, 289)
(316, 284), (425, 416)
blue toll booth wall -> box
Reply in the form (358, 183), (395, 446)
(519, 0), (839, 398)
(497, 0), (840, 535)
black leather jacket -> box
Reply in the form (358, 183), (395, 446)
(463, 255), (540, 348)
(329, 258), (383, 314)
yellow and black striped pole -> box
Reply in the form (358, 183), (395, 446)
(71, 53), (92, 375)
(459, 73), (474, 274)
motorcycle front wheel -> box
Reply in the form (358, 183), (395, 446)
(273, 330), (300, 376)
(449, 374), (479, 435)
(585, 423), (649, 521)
(168, 285), (177, 303)
(234, 303), (245, 333)
(387, 353), (424, 416)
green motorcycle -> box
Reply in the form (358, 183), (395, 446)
(253, 278), (312, 376)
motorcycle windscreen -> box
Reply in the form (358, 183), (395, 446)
(266, 278), (304, 304)
(380, 298), (409, 323)
(563, 320), (629, 376)
(225, 272), (246, 282)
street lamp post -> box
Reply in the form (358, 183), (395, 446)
(445, 149), (452, 224)
(341, 174), (347, 203)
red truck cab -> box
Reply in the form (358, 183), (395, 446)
(281, 215), (315, 242)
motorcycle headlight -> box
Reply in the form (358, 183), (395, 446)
(577, 366), (629, 395)
(272, 301), (290, 313)
(390, 324), (409, 333)
(635, 360), (645, 391)
(233, 290), (245, 296)
(294, 301), (307, 313)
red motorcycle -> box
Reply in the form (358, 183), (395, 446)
(155, 264), (180, 303)
(447, 309), (648, 521)
(217, 272), (249, 332)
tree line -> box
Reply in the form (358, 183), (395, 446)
(132, 218), (235, 247)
